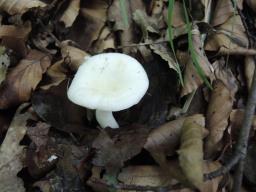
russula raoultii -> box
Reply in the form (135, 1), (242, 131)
(67, 53), (149, 128)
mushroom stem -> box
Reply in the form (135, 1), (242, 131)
(95, 110), (119, 128)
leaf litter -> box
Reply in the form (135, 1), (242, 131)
(0, 0), (256, 191)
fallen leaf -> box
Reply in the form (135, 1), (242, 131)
(181, 26), (214, 96)
(108, 0), (134, 53)
(0, 46), (10, 84)
(32, 80), (91, 134)
(118, 165), (171, 188)
(178, 116), (204, 189)
(92, 125), (149, 172)
(26, 141), (58, 179)
(145, 114), (206, 156)
(34, 144), (88, 191)
(60, 40), (89, 71)
(205, 80), (234, 158)
(200, 161), (223, 192)
(41, 59), (67, 90)
(67, 0), (108, 51)
(90, 26), (115, 53)
(211, 0), (236, 26)
(27, 121), (50, 151)
(229, 109), (256, 140)
(60, 0), (80, 27)
(0, 22), (31, 57)
(0, 104), (32, 192)
(0, 49), (51, 109)
(204, 60), (238, 158)
(205, 15), (249, 54)
(0, 0), (46, 15)
(133, 9), (160, 40)
(166, 1), (185, 28)
(149, 40), (178, 72)
(41, 42), (89, 89)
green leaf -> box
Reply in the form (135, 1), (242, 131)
(168, 0), (184, 86)
(182, 0), (212, 89)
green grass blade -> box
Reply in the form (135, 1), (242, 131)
(182, 0), (212, 89)
(168, 0), (184, 86)
(119, 0), (129, 29)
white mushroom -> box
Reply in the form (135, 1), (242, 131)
(67, 53), (149, 128)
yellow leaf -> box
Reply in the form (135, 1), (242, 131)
(178, 116), (204, 189)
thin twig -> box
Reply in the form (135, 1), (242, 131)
(205, 57), (256, 181)
(205, 5), (256, 185)
(232, 161), (244, 192)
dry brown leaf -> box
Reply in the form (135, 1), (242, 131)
(145, 114), (206, 156)
(0, 22), (31, 56)
(0, 50), (51, 109)
(118, 166), (171, 189)
(205, 80), (234, 158)
(0, 104), (32, 192)
(178, 116), (204, 189)
(245, 56), (255, 90)
(205, 15), (249, 54)
(27, 121), (50, 151)
(108, 0), (134, 53)
(68, 0), (108, 51)
(201, 161), (223, 192)
(0, 0), (46, 15)
(92, 125), (149, 171)
(211, 0), (235, 26)
(60, 0), (80, 27)
(41, 42), (89, 89)
(0, 22), (31, 39)
(181, 27), (213, 96)
(230, 109), (256, 138)
(41, 59), (67, 90)
(60, 41), (89, 71)
(90, 26), (115, 53)
(149, 39), (178, 72)
(164, 1), (185, 28)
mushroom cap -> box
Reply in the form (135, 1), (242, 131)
(67, 53), (149, 111)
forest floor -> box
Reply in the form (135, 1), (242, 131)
(1, 0), (256, 192)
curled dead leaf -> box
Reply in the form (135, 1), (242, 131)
(118, 165), (171, 191)
(41, 42), (89, 89)
(205, 80), (234, 158)
(178, 116), (204, 189)
(0, 22), (31, 57)
(0, 104), (33, 192)
(205, 15), (249, 55)
(211, 0), (236, 26)
(60, 0), (80, 27)
(0, 0), (46, 15)
(145, 114), (206, 156)
(68, 0), (108, 51)
(60, 41), (89, 71)
(0, 50), (51, 109)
